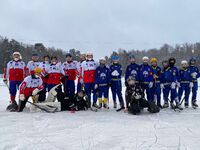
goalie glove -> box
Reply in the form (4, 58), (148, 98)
(19, 94), (25, 101)
(32, 88), (39, 96)
(111, 70), (119, 76)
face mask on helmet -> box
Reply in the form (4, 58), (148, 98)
(169, 58), (176, 67)
(52, 61), (57, 65)
(14, 57), (19, 61)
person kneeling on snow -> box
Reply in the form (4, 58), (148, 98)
(125, 77), (160, 115)
(45, 84), (90, 111)
(18, 67), (44, 112)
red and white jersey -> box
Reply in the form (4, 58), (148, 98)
(19, 75), (43, 95)
(81, 60), (97, 83)
(39, 62), (50, 83)
(62, 61), (77, 80)
(26, 61), (41, 75)
(4, 60), (26, 81)
(46, 62), (65, 84)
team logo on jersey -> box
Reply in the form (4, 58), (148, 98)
(143, 71), (149, 77)
(100, 73), (106, 79)
(131, 70), (137, 76)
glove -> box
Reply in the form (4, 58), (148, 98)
(148, 82), (153, 88)
(171, 82), (176, 89)
(176, 82), (181, 88)
(19, 94), (25, 101)
(189, 82), (194, 88)
(160, 84), (164, 89)
(3, 78), (7, 85)
(111, 70), (119, 76)
(191, 72), (198, 78)
(135, 93), (141, 100)
(32, 88), (39, 96)
(94, 84), (98, 89)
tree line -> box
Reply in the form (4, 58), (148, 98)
(0, 35), (200, 74)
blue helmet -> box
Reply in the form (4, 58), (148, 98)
(190, 57), (197, 65)
(129, 54), (135, 59)
(111, 55), (119, 61)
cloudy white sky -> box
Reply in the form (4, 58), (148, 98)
(0, 0), (200, 58)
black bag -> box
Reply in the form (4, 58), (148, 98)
(148, 102), (160, 113)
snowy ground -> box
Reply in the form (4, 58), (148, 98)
(1, 79), (200, 150)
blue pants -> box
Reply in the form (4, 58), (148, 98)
(163, 84), (171, 103)
(192, 82), (198, 102)
(152, 83), (161, 105)
(141, 83), (154, 102)
(38, 83), (47, 102)
(9, 81), (21, 96)
(111, 80), (124, 104)
(163, 84), (178, 103)
(77, 82), (82, 92)
(98, 85), (109, 99)
(178, 83), (190, 104)
(64, 80), (75, 99)
(47, 84), (57, 92)
(84, 83), (97, 103)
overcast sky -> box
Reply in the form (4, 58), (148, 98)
(0, 0), (200, 59)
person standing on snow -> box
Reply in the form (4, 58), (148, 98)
(150, 57), (162, 108)
(18, 67), (44, 112)
(161, 59), (182, 110)
(76, 54), (86, 92)
(26, 53), (41, 75)
(178, 60), (193, 108)
(62, 53), (77, 99)
(168, 57), (182, 109)
(125, 55), (140, 86)
(189, 57), (200, 108)
(110, 55), (124, 109)
(81, 52), (98, 108)
(45, 56), (65, 92)
(38, 55), (50, 102)
(139, 56), (154, 102)
(3, 52), (26, 111)
(95, 57), (111, 109)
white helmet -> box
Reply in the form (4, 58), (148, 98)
(142, 56), (149, 62)
(181, 60), (188, 65)
(86, 51), (93, 56)
(12, 51), (22, 60)
(99, 57), (106, 61)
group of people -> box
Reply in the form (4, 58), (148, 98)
(3, 51), (200, 114)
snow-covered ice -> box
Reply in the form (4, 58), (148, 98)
(1, 79), (200, 150)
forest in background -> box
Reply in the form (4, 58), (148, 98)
(1, 35), (200, 74)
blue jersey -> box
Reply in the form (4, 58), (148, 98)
(189, 65), (200, 82)
(125, 63), (140, 82)
(110, 63), (122, 80)
(178, 68), (192, 83)
(152, 66), (161, 82)
(95, 66), (111, 85)
(139, 64), (153, 83)
(161, 67), (173, 83)
(169, 66), (179, 82)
